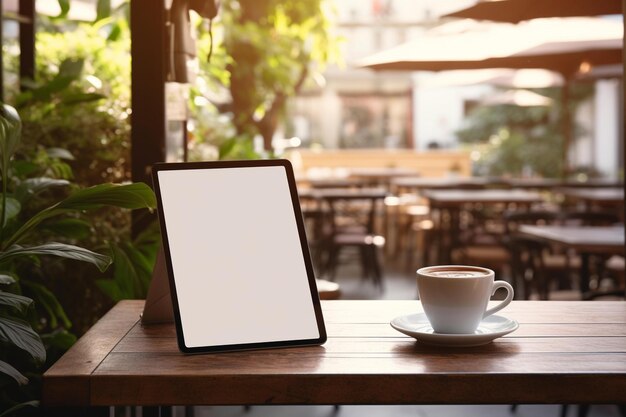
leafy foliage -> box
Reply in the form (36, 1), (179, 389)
(0, 105), (155, 415)
(13, 10), (131, 187)
(456, 85), (593, 178)
(189, 0), (337, 155)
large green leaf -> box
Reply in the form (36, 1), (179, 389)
(11, 161), (39, 178)
(95, 279), (124, 302)
(56, 0), (70, 18)
(0, 291), (32, 315)
(0, 105), (21, 239)
(4, 182), (155, 248)
(96, 0), (111, 22)
(41, 218), (91, 240)
(57, 182), (156, 211)
(0, 315), (46, 363)
(0, 243), (112, 272)
(0, 360), (28, 386)
(0, 196), (21, 222)
(0, 401), (39, 417)
(61, 92), (106, 106)
(58, 59), (84, 79)
(15, 178), (70, 204)
(41, 328), (76, 351)
(21, 282), (71, 329)
(0, 104), (21, 168)
(46, 147), (74, 161)
(0, 274), (15, 285)
(15, 60), (84, 108)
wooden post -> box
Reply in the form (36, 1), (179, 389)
(18, 0), (35, 89)
(130, 0), (169, 234)
(130, 0), (168, 186)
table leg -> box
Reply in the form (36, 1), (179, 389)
(580, 253), (591, 295)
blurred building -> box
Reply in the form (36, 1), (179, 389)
(287, 0), (477, 151)
(287, 0), (623, 178)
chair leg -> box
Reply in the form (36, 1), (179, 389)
(370, 245), (383, 289)
(326, 245), (339, 281)
(359, 245), (370, 280)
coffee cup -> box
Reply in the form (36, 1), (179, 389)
(416, 265), (514, 334)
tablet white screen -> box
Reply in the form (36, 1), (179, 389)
(157, 166), (320, 348)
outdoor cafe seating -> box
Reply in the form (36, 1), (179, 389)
(296, 165), (625, 302)
(298, 180), (388, 288)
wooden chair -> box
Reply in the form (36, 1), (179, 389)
(450, 204), (519, 278)
(502, 210), (561, 300)
(321, 195), (386, 288)
(560, 210), (622, 298)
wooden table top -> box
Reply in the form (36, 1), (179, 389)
(298, 187), (388, 200)
(43, 300), (626, 407)
(391, 176), (489, 190)
(560, 188), (625, 204)
(348, 167), (418, 179)
(424, 189), (543, 207)
(519, 224), (625, 254)
(509, 179), (624, 189)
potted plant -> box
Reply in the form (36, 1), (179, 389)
(0, 104), (156, 414)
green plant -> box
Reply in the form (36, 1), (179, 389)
(189, 0), (338, 153)
(0, 104), (156, 414)
(0, 276), (43, 417)
(457, 85), (593, 178)
(12, 6), (152, 321)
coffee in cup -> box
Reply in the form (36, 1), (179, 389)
(416, 265), (514, 334)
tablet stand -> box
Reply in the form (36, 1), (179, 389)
(141, 247), (175, 324)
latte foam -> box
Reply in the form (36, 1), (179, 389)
(429, 270), (488, 278)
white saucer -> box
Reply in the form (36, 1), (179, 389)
(390, 313), (519, 347)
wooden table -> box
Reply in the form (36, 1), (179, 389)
(508, 179), (624, 190)
(347, 167), (418, 187)
(43, 300), (626, 409)
(424, 189), (543, 208)
(423, 189), (544, 263)
(560, 188), (625, 215)
(391, 176), (490, 190)
(519, 225), (625, 294)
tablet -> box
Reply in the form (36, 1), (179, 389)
(152, 159), (326, 353)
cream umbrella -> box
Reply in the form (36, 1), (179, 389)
(358, 17), (623, 177)
(443, 0), (621, 24)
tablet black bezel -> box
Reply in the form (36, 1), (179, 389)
(151, 159), (327, 354)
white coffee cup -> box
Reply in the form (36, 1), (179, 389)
(416, 265), (514, 334)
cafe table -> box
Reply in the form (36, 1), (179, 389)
(43, 300), (626, 413)
(507, 179), (624, 190)
(423, 189), (544, 263)
(347, 167), (418, 187)
(560, 188), (625, 219)
(390, 176), (491, 195)
(518, 224), (625, 294)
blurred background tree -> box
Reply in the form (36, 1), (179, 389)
(457, 85), (594, 178)
(190, 0), (338, 157)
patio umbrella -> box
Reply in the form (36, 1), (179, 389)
(443, 0), (622, 24)
(358, 18), (622, 72)
(357, 18), (623, 177)
(421, 68), (563, 89)
(481, 89), (553, 106)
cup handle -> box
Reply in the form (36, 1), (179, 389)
(483, 280), (514, 319)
